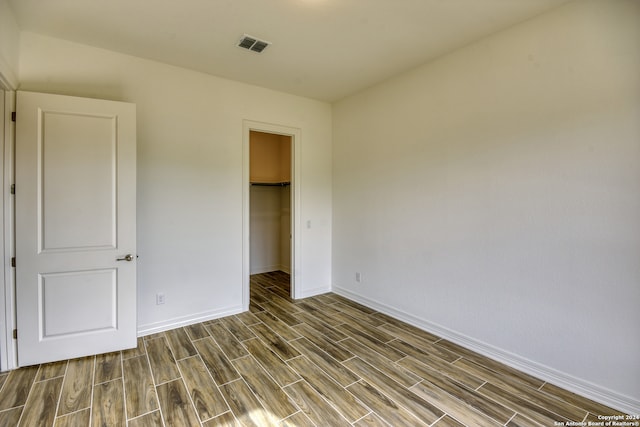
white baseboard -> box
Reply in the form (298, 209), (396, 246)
(278, 265), (291, 274)
(250, 266), (291, 275)
(137, 305), (244, 337)
(333, 285), (640, 415)
(250, 265), (281, 275)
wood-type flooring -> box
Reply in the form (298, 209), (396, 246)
(0, 271), (627, 426)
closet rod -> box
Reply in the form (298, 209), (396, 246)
(250, 182), (290, 187)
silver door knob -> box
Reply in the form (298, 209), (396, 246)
(117, 254), (134, 262)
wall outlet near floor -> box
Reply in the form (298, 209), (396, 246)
(156, 293), (166, 305)
(355, 272), (362, 283)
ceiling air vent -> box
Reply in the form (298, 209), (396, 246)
(237, 34), (271, 53)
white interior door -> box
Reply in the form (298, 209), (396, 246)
(15, 91), (137, 366)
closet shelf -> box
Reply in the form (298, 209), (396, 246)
(250, 181), (290, 187)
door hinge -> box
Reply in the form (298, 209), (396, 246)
(10, 184), (15, 195)
(11, 257), (15, 267)
(11, 112), (16, 122)
(13, 329), (17, 339)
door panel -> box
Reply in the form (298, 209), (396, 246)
(40, 269), (117, 337)
(41, 111), (117, 251)
(16, 91), (136, 366)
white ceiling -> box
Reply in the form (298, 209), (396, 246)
(8, 0), (571, 102)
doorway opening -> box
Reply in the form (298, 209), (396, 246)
(249, 131), (292, 302)
(242, 121), (301, 311)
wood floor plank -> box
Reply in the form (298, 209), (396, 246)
(294, 311), (347, 342)
(91, 379), (125, 427)
(338, 323), (406, 362)
(254, 311), (302, 341)
(391, 336), (460, 364)
(260, 301), (303, 326)
(156, 379), (200, 427)
(331, 302), (386, 328)
(235, 312), (262, 328)
(232, 355), (298, 420)
(474, 356), (546, 390)
(249, 323), (301, 361)
(37, 361), (68, 381)
(351, 411), (389, 427)
(220, 315), (258, 340)
(219, 379), (278, 426)
(94, 352), (121, 384)
(295, 301), (343, 327)
(287, 355), (370, 423)
(505, 413), (545, 427)
(0, 407), (23, 426)
(165, 328), (198, 361)
(122, 354), (158, 419)
(440, 340), (544, 389)
(346, 380), (429, 427)
(283, 380), (351, 427)
(372, 312), (441, 343)
(344, 357), (444, 425)
(58, 356), (94, 416)
(310, 293), (338, 304)
(330, 296), (378, 315)
(145, 337), (181, 385)
(243, 338), (301, 387)
(207, 322), (249, 360)
(122, 337), (146, 360)
(409, 381), (502, 427)
(539, 382), (623, 417)
(193, 337), (240, 385)
(454, 358), (587, 421)
(257, 279), (289, 299)
(391, 340), (484, 389)
(0, 365), (38, 410)
(248, 301), (265, 314)
(177, 355), (229, 421)
(143, 332), (165, 341)
(477, 382), (573, 425)
(266, 281), (292, 300)
(279, 411), (316, 427)
(339, 338), (420, 388)
(127, 410), (163, 427)
(288, 337), (359, 388)
(54, 408), (90, 427)
(398, 356), (514, 423)
(454, 358), (528, 392)
(185, 323), (210, 341)
(202, 411), (242, 427)
(330, 311), (393, 342)
(432, 415), (467, 427)
(312, 293), (343, 304)
(293, 323), (353, 362)
(380, 323), (457, 360)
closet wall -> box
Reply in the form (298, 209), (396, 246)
(250, 131), (291, 274)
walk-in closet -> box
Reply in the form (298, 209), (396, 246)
(249, 131), (292, 278)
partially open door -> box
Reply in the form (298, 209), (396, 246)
(15, 91), (137, 366)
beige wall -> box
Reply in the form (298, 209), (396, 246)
(250, 131), (291, 183)
(333, 0), (640, 411)
(17, 31), (332, 333)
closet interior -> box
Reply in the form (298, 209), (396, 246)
(249, 131), (292, 280)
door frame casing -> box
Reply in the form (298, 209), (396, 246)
(0, 72), (17, 371)
(242, 120), (301, 309)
